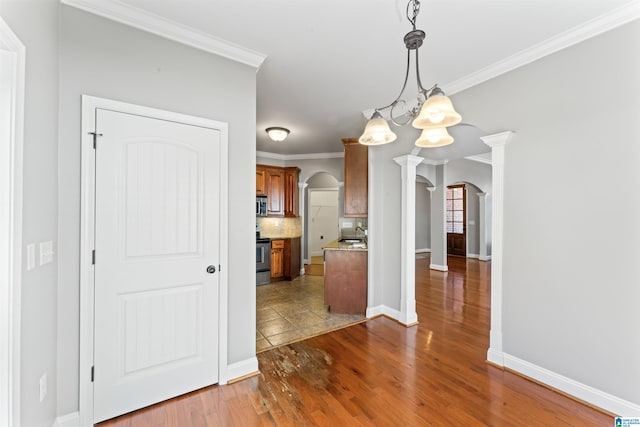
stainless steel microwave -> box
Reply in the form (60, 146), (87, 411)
(256, 196), (267, 216)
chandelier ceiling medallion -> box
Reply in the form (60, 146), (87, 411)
(359, 0), (461, 147)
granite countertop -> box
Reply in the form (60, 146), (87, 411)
(323, 238), (368, 251)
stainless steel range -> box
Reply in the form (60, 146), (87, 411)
(256, 224), (271, 285)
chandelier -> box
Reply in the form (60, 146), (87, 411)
(359, 0), (461, 147)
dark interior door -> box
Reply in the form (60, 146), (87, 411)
(446, 184), (466, 257)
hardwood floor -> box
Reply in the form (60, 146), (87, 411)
(98, 256), (610, 426)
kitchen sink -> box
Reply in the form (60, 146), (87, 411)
(339, 238), (363, 243)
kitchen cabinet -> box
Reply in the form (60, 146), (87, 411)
(342, 138), (368, 217)
(324, 249), (367, 314)
(284, 167), (300, 217)
(256, 164), (299, 217)
(270, 239), (284, 280)
(284, 237), (301, 280)
(256, 167), (266, 195)
(265, 167), (285, 216)
(270, 238), (301, 282)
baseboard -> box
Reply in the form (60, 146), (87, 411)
(366, 305), (402, 322)
(52, 412), (80, 427)
(300, 267), (305, 275)
(479, 255), (492, 261)
(429, 264), (449, 272)
(225, 357), (259, 384)
(303, 258), (309, 265)
(492, 351), (640, 416)
(416, 248), (431, 253)
(486, 347), (504, 366)
(467, 253), (480, 259)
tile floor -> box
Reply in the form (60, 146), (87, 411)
(256, 274), (365, 352)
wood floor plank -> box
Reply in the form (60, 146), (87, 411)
(98, 256), (612, 426)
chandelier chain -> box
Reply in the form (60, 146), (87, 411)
(407, 0), (421, 30)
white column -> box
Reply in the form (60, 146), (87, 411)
(477, 192), (489, 261)
(299, 182), (308, 275)
(430, 164), (448, 271)
(480, 131), (513, 366)
(393, 155), (423, 326)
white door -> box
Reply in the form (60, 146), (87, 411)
(93, 109), (220, 422)
(309, 190), (339, 256)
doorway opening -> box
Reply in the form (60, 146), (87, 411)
(256, 171), (364, 353)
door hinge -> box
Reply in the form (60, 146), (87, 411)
(88, 131), (103, 149)
(92, 250), (95, 265)
(91, 366), (94, 382)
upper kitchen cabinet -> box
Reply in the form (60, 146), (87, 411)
(265, 167), (285, 216)
(342, 138), (368, 217)
(284, 167), (300, 217)
(256, 167), (266, 195)
(256, 164), (299, 217)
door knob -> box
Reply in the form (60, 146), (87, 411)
(206, 265), (216, 274)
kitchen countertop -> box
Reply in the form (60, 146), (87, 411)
(323, 238), (368, 251)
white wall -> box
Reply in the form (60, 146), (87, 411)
(0, 1), (59, 425)
(453, 20), (640, 406)
(308, 190), (339, 256)
(58, 6), (257, 415)
(415, 179), (432, 251)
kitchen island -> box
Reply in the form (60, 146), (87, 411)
(322, 239), (367, 315)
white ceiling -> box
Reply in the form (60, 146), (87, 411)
(107, 0), (636, 158)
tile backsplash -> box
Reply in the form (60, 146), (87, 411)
(257, 217), (302, 238)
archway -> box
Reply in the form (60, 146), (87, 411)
(303, 172), (340, 270)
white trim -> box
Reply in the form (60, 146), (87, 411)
(429, 264), (449, 272)
(225, 357), (259, 383)
(415, 248), (431, 253)
(52, 412), (80, 427)
(479, 255), (492, 261)
(467, 253), (480, 259)
(60, 0), (266, 69)
(465, 154), (492, 165)
(0, 17), (25, 427)
(256, 150), (344, 161)
(366, 305), (403, 324)
(79, 95), (230, 424)
(481, 131), (514, 361)
(444, 1), (640, 95)
(492, 352), (640, 417)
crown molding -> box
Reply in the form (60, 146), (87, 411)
(443, 0), (640, 95)
(256, 151), (344, 161)
(60, 0), (267, 69)
(465, 154), (493, 165)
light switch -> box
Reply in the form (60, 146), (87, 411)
(27, 244), (36, 271)
(39, 241), (54, 265)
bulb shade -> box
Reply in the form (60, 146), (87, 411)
(412, 94), (462, 129)
(415, 126), (454, 148)
(266, 127), (290, 142)
(359, 115), (397, 145)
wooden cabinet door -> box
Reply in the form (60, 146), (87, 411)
(284, 237), (301, 280)
(256, 166), (266, 195)
(343, 138), (368, 217)
(266, 168), (285, 216)
(271, 240), (284, 279)
(284, 167), (300, 217)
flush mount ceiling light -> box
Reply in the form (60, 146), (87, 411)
(266, 127), (290, 142)
(359, 0), (461, 147)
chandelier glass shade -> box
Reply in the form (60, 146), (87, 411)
(358, 0), (461, 147)
(415, 126), (454, 148)
(358, 111), (397, 145)
(266, 127), (290, 142)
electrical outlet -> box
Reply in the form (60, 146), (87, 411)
(27, 244), (36, 271)
(39, 373), (47, 402)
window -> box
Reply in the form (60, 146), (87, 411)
(446, 185), (465, 234)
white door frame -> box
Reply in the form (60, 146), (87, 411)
(79, 95), (229, 425)
(0, 17), (25, 427)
